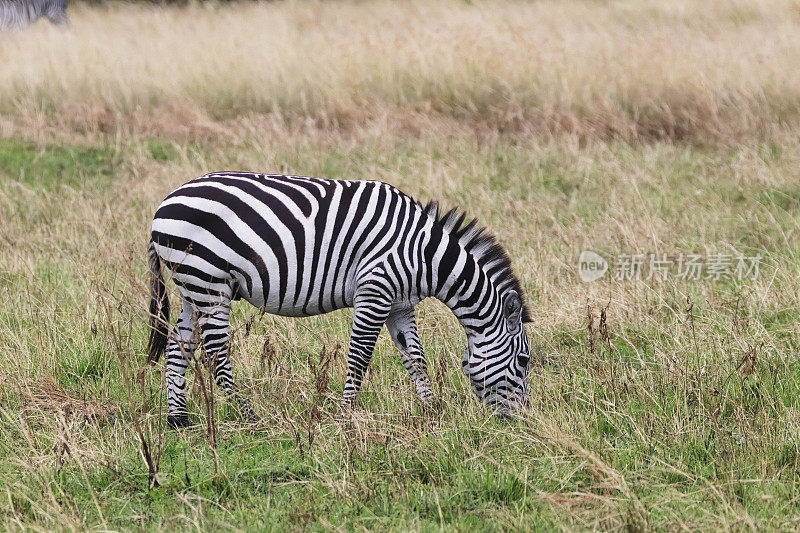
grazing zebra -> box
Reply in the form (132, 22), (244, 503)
(147, 172), (532, 428)
(0, 0), (68, 30)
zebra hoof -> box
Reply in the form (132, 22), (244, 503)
(241, 410), (259, 424)
(167, 414), (191, 429)
(335, 404), (355, 426)
(238, 403), (258, 423)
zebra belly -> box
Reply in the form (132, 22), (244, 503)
(237, 278), (356, 317)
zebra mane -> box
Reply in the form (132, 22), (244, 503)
(421, 201), (532, 323)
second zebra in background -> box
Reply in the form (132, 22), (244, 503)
(0, 0), (68, 31)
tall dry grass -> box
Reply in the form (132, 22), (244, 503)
(1, 0), (800, 143)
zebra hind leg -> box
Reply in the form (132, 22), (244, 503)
(165, 300), (199, 429)
(385, 306), (434, 405)
(197, 302), (256, 422)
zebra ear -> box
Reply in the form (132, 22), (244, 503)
(503, 290), (523, 326)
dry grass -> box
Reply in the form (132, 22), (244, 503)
(1, 0), (800, 143)
(2, 0), (800, 530)
(2, 131), (799, 529)
(14, 376), (118, 423)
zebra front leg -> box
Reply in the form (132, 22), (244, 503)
(210, 355), (256, 422)
(385, 306), (433, 404)
(197, 304), (255, 422)
(165, 301), (199, 429)
(341, 283), (393, 411)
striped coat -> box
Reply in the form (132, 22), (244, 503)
(0, 0), (68, 30)
(148, 173), (531, 427)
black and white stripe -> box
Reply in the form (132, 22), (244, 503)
(147, 172), (532, 427)
(0, 0), (68, 30)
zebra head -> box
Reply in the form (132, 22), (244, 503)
(422, 202), (533, 415)
(461, 288), (531, 414)
(44, 0), (68, 26)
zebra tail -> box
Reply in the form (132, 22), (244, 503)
(147, 239), (170, 363)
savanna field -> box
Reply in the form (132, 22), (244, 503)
(3, 0), (800, 530)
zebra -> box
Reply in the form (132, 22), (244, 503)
(0, 0), (68, 31)
(147, 172), (532, 428)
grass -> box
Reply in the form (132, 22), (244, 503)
(2, 0), (800, 530)
(3, 0), (800, 144)
(0, 138), (118, 190)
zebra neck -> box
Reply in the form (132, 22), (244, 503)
(425, 237), (493, 328)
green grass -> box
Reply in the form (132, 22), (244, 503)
(0, 139), (119, 191)
(2, 133), (800, 531)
